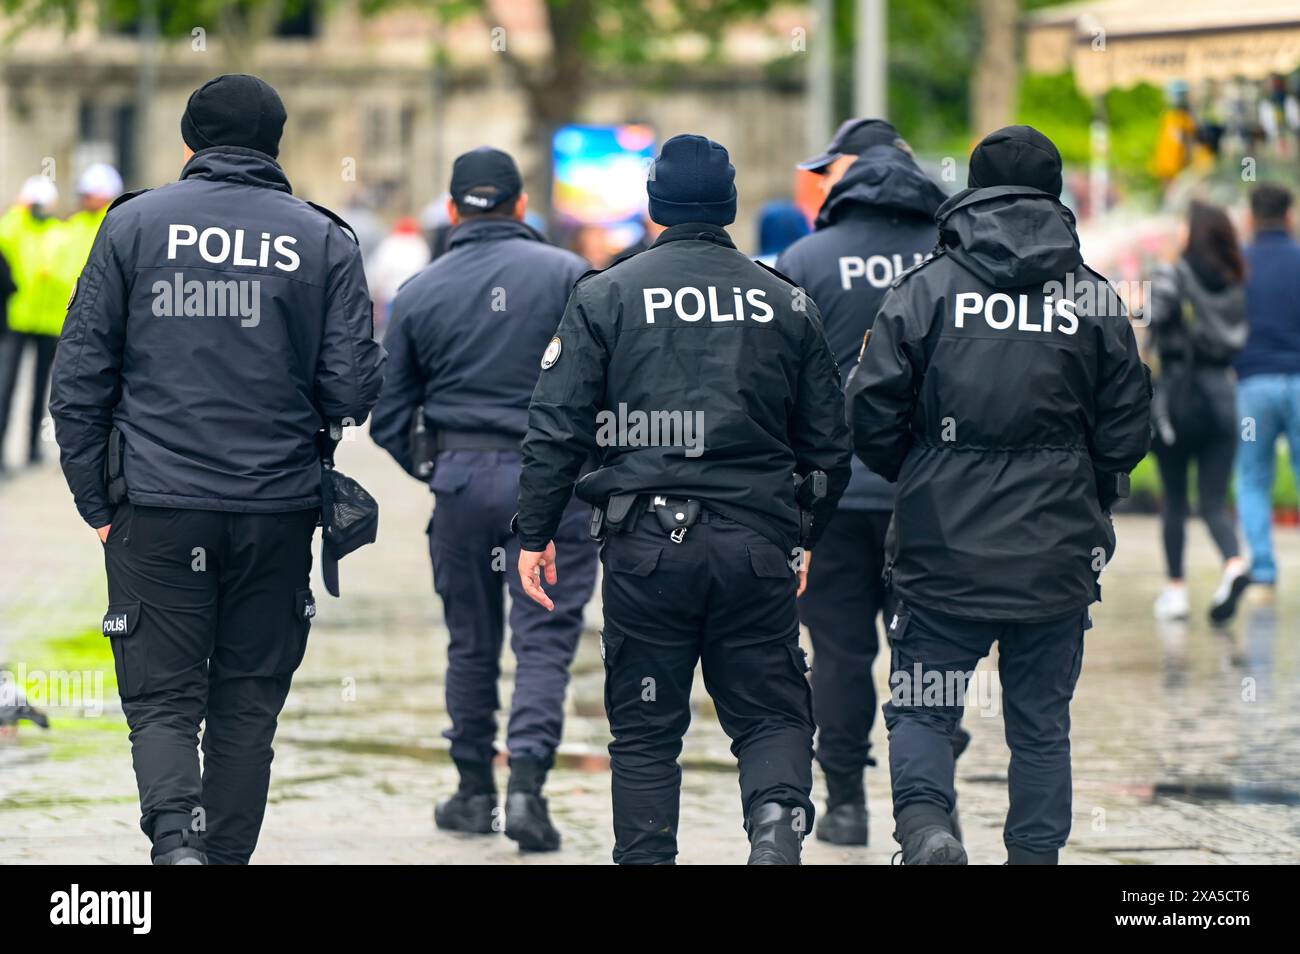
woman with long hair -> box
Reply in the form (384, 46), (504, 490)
(1149, 200), (1250, 623)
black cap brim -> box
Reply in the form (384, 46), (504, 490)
(797, 150), (841, 173)
(322, 547), (340, 598)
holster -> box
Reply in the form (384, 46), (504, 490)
(1096, 469), (1131, 512)
(590, 492), (640, 540)
(104, 427), (127, 505)
(409, 407), (436, 480)
(650, 496), (701, 542)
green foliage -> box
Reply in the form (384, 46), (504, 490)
(883, 0), (979, 153)
(1102, 82), (1165, 195)
(1018, 71), (1093, 164)
(1015, 69), (1165, 196)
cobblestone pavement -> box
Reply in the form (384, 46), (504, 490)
(2, 422), (1299, 864)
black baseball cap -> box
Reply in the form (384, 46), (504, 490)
(449, 146), (523, 212)
(799, 118), (911, 173)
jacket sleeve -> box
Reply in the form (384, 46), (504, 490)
(845, 285), (927, 482)
(368, 301), (423, 476)
(791, 302), (852, 549)
(516, 283), (609, 551)
(48, 221), (127, 529)
(1092, 304), (1152, 490)
(315, 228), (386, 426)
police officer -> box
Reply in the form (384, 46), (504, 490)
(847, 126), (1150, 864)
(775, 118), (946, 845)
(514, 134), (852, 865)
(49, 74), (385, 864)
(370, 147), (598, 852)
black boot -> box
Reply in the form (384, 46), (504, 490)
(893, 803), (966, 865)
(505, 755), (561, 852)
(815, 769), (868, 846)
(435, 758), (498, 835)
(150, 816), (207, 865)
(1007, 845), (1058, 865)
(746, 802), (804, 865)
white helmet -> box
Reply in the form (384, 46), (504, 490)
(18, 175), (58, 207)
(77, 163), (124, 201)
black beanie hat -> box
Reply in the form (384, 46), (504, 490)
(181, 74), (287, 159)
(647, 134), (737, 228)
(968, 125), (1063, 198)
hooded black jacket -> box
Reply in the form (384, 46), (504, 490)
(846, 185), (1151, 620)
(776, 145), (946, 510)
(50, 147), (385, 527)
(370, 216), (588, 474)
(516, 222), (852, 556)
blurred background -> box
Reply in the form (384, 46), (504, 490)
(2, 0), (1299, 863)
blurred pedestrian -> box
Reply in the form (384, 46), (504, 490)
(53, 164), (123, 326)
(0, 176), (64, 471)
(1235, 183), (1300, 593)
(572, 223), (615, 268)
(1148, 201), (1249, 623)
(774, 118), (946, 847)
(515, 134), (852, 864)
(63, 164), (123, 261)
(754, 199), (809, 266)
(848, 125), (1150, 864)
(610, 213), (664, 263)
(49, 73), (383, 864)
(368, 216), (431, 333)
(370, 147), (598, 852)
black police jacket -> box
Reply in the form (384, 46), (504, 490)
(516, 222), (853, 556)
(50, 146), (385, 527)
(369, 216), (588, 474)
(777, 145), (945, 511)
(846, 185), (1151, 621)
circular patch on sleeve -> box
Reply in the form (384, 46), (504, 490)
(541, 336), (562, 369)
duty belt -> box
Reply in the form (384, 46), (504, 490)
(435, 431), (522, 452)
(590, 492), (706, 543)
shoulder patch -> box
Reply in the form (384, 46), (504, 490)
(540, 336), (562, 370)
(107, 188), (150, 213)
(889, 247), (945, 289)
(307, 201), (358, 244)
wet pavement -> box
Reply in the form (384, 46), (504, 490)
(2, 423), (1299, 864)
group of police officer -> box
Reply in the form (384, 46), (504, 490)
(50, 72), (1149, 866)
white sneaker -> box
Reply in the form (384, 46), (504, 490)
(1209, 564), (1251, 624)
(1154, 586), (1190, 621)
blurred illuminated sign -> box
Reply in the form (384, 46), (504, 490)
(552, 124), (656, 236)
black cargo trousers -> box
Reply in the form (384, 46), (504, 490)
(101, 502), (318, 864)
(599, 507), (816, 865)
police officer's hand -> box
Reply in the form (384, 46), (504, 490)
(518, 543), (558, 612)
(796, 551), (812, 598)
(96, 525), (111, 543)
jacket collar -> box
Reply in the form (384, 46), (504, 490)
(652, 222), (736, 249)
(447, 215), (544, 249)
(181, 146), (293, 194)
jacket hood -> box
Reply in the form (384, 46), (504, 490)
(181, 146), (292, 194)
(935, 185), (1082, 288)
(816, 145), (947, 230)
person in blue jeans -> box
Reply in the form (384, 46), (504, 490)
(1236, 183), (1300, 589)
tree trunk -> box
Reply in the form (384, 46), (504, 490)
(490, 0), (592, 219)
(971, 0), (1019, 139)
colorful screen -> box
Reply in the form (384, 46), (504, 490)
(552, 123), (656, 240)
